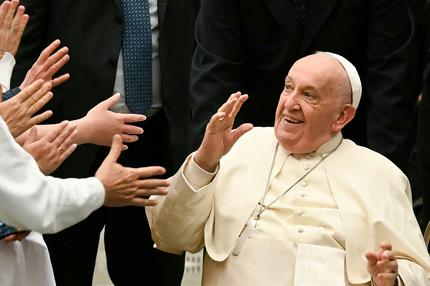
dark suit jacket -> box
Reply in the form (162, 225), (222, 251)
(10, 0), (200, 178)
(190, 0), (417, 170)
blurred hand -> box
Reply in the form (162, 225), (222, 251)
(20, 39), (70, 89)
(0, 79), (53, 137)
(77, 93), (146, 147)
(22, 121), (77, 175)
(0, 0), (28, 57)
(194, 92), (253, 172)
(2, 231), (30, 242)
(96, 135), (169, 207)
(365, 241), (399, 286)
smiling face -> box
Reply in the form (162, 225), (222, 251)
(274, 53), (355, 153)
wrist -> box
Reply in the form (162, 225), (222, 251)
(194, 149), (219, 173)
(73, 117), (91, 145)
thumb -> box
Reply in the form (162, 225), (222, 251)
(25, 126), (38, 145)
(105, 134), (123, 163)
(97, 93), (120, 110)
(232, 123), (253, 143)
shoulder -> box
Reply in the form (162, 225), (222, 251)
(333, 139), (407, 182)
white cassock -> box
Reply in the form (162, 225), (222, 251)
(147, 127), (430, 286)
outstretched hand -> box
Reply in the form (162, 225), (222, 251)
(365, 241), (399, 286)
(0, 0), (28, 58)
(22, 121), (77, 175)
(96, 135), (169, 207)
(76, 93), (146, 147)
(20, 39), (70, 89)
(0, 79), (53, 137)
(194, 92), (253, 172)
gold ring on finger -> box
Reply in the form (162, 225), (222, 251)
(9, 26), (18, 33)
(58, 146), (63, 153)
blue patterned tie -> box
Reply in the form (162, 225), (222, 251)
(121, 0), (152, 114)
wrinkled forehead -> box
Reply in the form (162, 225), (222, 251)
(287, 54), (341, 89)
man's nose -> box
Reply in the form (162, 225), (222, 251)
(284, 93), (300, 110)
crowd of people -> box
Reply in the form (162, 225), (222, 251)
(0, 0), (430, 285)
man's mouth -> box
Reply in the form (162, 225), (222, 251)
(284, 115), (304, 124)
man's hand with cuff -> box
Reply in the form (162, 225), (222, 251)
(366, 241), (400, 286)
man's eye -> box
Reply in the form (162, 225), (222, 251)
(304, 92), (315, 99)
(284, 84), (293, 91)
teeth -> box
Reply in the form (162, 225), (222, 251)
(284, 115), (302, 123)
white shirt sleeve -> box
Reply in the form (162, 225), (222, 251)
(0, 117), (105, 233)
(0, 52), (16, 92)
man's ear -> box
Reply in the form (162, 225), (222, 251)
(332, 104), (356, 132)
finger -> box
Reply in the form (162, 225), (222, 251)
(28, 81), (53, 102)
(218, 94), (240, 114)
(23, 82), (52, 108)
(15, 79), (45, 103)
(121, 134), (139, 143)
(3, 234), (17, 243)
(379, 241), (392, 252)
(229, 93), (248, 119)
(134, 179), (170, 190)
(52, 123), (77, 146)
(59, 143), (77, 162)
(121, 124), (144, 135)
(231, 123), (253, 142)
(45, 50), (69, 77)
(105, 134), (123, 163)
(25, 126), (38, 145)
(51, 73), (70, 87)
(97, 93), (121, 110)
(28, 110), (53, 126)
(0, 1), (12, 28)
(44, 121), (68, 142)
(376, 260), (398, 273)
(128, 197), (158, 207)
(376, 272), (398, 281)
(34, 39), (61, 66)
(206, 111), (227, 132)
(27, 91), (53, 114)
(11, 5), (27, 33)
(134, 188), (168, 198)
(381, 250), (396, 262)
(134, 166), (166, 178)
(118, 113), (146, 124)
(365, 252), (378, 267)
(3, 0), (19, 30)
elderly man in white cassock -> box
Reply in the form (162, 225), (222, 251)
(147, 52), (430, 286)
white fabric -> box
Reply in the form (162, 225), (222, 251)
(0, 232), (55, 286)
(0, 116), (105, 285)
(148, 127), (430, 285)
(0, 52), (16, 92)
(324, 52), (362, 108)
(0, 117), (105, 232)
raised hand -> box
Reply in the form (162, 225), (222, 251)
(0, 79), (53, 137)
(75, 93), (146, 147)
(22, 121), (77, 175)
(96, 135), (170, 207)
(0, 0), (28, 58)
(365, 241), (399, 286)
(20, 39), (70, 89)
(194, 92), (253, 172)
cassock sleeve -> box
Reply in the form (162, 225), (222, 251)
(146, 153), (217, 254)
(0, 118), (105, 233)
